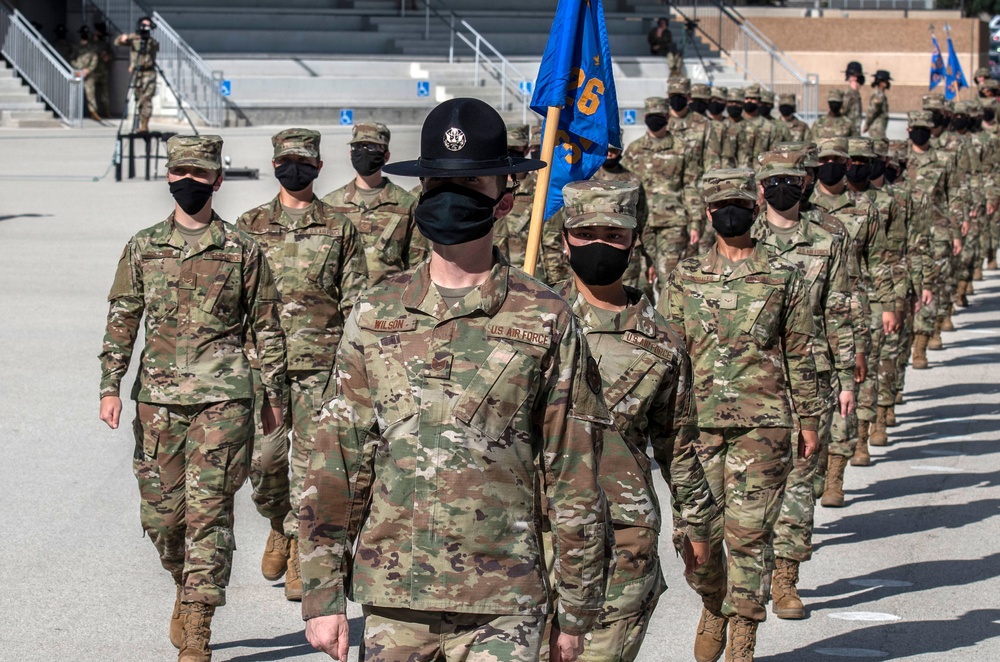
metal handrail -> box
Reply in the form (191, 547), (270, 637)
(82, 0), (224, 126)
(0, 4), (83, 126)
(409, 0), (531, 121)
(670, 1), (820, 122)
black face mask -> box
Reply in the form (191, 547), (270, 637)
(940, 115), (952, 130)
(778, 104), (796, 118)
(985, 108), (996, 122)
(644, 114), (668, 132)
(883, 166), (899, 184)
(711, 204), (756, 238)
(828, 101), (843, 116)
(802, 181), (816, 202)
(727, 105), (743, 119)
(846, 163), (872, 184)
(763, 181), (803, 212)
(274, 162), (319, 192)
(869, 159), (887, 181)
(169, 178), (214, 216)
(413, 183), (501, 245)
(351, 149), (386, 177)
(603, 156), (622, 169)
(708, 100), (727, 116)
(689, 99), (708, 115)
(818, 162), (847, 186)
(952, 116), (970, 132)
(909, 127), (932, 147)
(669, 95), (688, 112)
(567, 240), (633, 286)
(760, 103), (774, 118)
(744, 101), (759, 114)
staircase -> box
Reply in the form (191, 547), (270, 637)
(0, 63), (65, 128)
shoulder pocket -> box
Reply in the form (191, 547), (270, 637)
(453, 342), (537, 441)
(739, 287), (782, 348)
(364, 332), (419, 427)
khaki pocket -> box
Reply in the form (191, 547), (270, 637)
(737, 457), (790, 531)
(453, 343), (535, 441)
(740, 289), (781, 348)
(366, 337), (419, 427)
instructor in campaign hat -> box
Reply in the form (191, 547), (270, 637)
(299, 98), (612, 662)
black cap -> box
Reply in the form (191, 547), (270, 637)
(382, 98), (546, 178)
(845, 61), (863, 75)
(874, 69), (892, 81)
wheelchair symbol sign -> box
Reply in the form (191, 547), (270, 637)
(340, 109), (354, 126)
(219, 80), (231, 97)
(623, 109), (637, 126)
(417, 81), (430, 97)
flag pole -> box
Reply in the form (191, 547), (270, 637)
(523, 105), (563, 278)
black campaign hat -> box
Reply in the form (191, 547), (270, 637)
(873, 69), (893, 81)
(382, 98), (546, 178)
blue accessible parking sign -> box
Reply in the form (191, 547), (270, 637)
(417, 81), (430, 97)
(340, 109), (354, 126)
(622, 109), (637, 126)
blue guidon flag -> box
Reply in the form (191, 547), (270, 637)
(945, 33), (968, 100)
(930, 33), (946, 90)
(531, 0), (620, 221)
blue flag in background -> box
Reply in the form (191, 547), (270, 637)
(945, 35), (968, 100)
(530, 0), (620, 221)
(930, 34), (945, 90)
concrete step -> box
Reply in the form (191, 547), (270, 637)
(0, 109), (65, 128)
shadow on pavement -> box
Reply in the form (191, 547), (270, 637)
(899, 382), (1000, 404)
(845, 470), (1000, 504)
(217, 616), (363, 661)
(0, 213), (52, 222)
(800, 553), (1000, 611)
(757, 609), (1000, 660)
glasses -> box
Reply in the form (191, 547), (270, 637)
(351, 143), (385, 154)
(762, 176), (802, 188)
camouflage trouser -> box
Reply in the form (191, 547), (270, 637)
(774, 373), (834, 563)
(856, 305), (884, 422)
(362, 606), (543, 661)
(955, 223), (980, 286)
(642, 223), (689, 295)
(540, 218), (571, 286)
(134, 69), (156, 123)
(666, 52), (684, 79)
(894, 295), (916, 396)
(94, 70), (111, 117)
(83, 74), (99, 116)
(867, 118), (888, 140)
(577, 591), (659, 662)
(133, 399), (252, 606)
(915, 241), (953, 335)
(249, 369), (328, 538)
(878, 304), (903, 407)
(685, 427), (792, 622)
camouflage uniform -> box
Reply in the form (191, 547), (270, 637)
(592, 159), (652, 294)
(668, 78), (722, 175)
(777, 93), (811, 143)
(321, 123), (427, 287)
(622, 97), (705, 294)
(92, 29), (114, 117)
(494, 123), (538, 270)
(119, 32), (159, 128)
(741, 85), (777, 159)
(662, 169), (823, 622)
(761, 89), (792, 144)
(865, 87), (889, 140)
(751, 151), (853, 567)
(555, 181), (713, 661)
(812, 89), (857, 140)
(71, 37), (101, 118)
(99, 136), (288, 607)
(844, 85), (863, 136)
(237, 129), (368, 544)
(723, 88), (752, 168)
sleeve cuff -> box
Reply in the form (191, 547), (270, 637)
(799, 416), (820, 431)
(301, 585), (347, 622)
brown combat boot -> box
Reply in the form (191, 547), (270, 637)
(988, 258), (998, 270)
(940, 305), (955, 332)
(821, 454), (848, 508)
(885, 404), (898, 427)
(895, 391), (904, 405)
(726, 616), (758, 662)
(178, 603), (214, 662)
(967, 279), (975, 296)
(285, 537), (302, 601)
(138, 118), (150, 133)
(771, 557), (805, 619)
(928, 321), (944, 350)
(812, 444), (828, 500)
(851, 429), (871, 466)
(694, 590), (728, 662)
(170, 585), (185, 649)
(869, 406), (889, 447)
(261, 518), (291, 581)
(974, 264), (984, 281)
(956, 281), (970, 308)
(912, 334), (930, 369)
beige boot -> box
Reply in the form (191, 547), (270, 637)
(138, 117), (150, 133)
(851, 428), (871, 466)
(988, 258), (998, 270)
(261, 518), (291, 581)
(869, 406), (889, 447)
(940, 305), (955, 332)
(771, 557), (805, 620)
(285, 537), (302, 601)
(170, 585), (184, 649)
(885, 404), (897, 428)
(726, 616), (759, 662)
(973, 263), (984, 281)
(821, 454), (848, 508)
(895, 391), (904, 405)
(812, 443), (828, 500)
(928, 323), (944, 350)
(912, 334), (930, 369)
(178, 603), (214, 662)
(956, 281), (970, 308)
(967, 279), (975, 296)
(694, 590), (728, 662)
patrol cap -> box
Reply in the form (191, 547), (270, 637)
(272, 128), (321, 160)
(760, 89), (775, 104)
(775, 141), (818, 168)
(506, 123), (529, 149)
(975, 66), (990, 79)
(668, 78), (691, 96)
(702, 168), (758, 204)
(529, 124), (542, 148)
(756, 150), (806, 179)
(908, 109), (935, 128)
(828, 88), (845, 102)
(165, 135), (223, 170)
(644, 96), (669, 115)
(967, 98), (984, 115)
(922, 94), (946, 111)
(847, 137), (876, 159)
(727, 87), (745, 102)
(381, 98), (544, 177)
(981, 78), (1000, 92)
(690, 83), (712, 100)
(350, 122), (390, 146)
(952, 100), (973, 116)
(744, 84), (762, 99)
(871, 138), (889, 158)
(816, 136), (849, 159)
(711, 85), (728, 100)
(562, 180), (639, 230)
(778, 93), (797, 106)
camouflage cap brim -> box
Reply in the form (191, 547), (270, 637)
(758, 164), (807, 179)
(563, 212), (638, 230)
(165, 155), (221, 170)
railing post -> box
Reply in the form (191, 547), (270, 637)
(501, 60), (506, 110)
(475, 36), (481, 87)
(425, 2), (430, 40)
(449, 14), (455, 63)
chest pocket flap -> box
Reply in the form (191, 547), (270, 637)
(363, 328), (419, 427)
(739, 281), (783, 348)
(453, 342), (536, 442)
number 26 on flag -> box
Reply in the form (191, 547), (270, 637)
(565, 67), (605, 116)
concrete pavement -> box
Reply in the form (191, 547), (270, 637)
(0, 124), (998, 661)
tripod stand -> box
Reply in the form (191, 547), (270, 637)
(682, 20), (714, 84)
